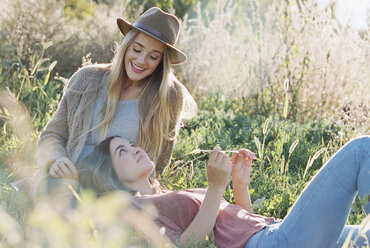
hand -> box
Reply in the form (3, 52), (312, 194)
(207, 147), (232, 192)
(231, 149), (255, 187)
(49, 157), (78, 179)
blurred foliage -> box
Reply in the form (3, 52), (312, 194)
(0, 0), (368, 246)
(1, 0), (368, 122)
(128, 0), (198, 19)
(0, 54), (367, 246)
(64, 0), (97, 19)
(178, 0), (369, 123)
(0, 48), (62, 134)
(0, 0), (122, 76)
(164, 92), (365, 222)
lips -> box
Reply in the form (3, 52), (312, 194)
(131, 62), (145, 74)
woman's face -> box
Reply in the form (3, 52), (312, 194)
(124, 32), (164, 85)
(109, 137), (154, 183)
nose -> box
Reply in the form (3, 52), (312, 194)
(132, 146), (141, 155)
(136, 53), (146, 65)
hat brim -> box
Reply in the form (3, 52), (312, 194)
(117, 18), (187, 65)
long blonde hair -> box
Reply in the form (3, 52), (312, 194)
(97, 29), (194, 164)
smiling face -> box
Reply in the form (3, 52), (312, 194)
(109, 137), (154, 183)
(124, 32), (165, 85)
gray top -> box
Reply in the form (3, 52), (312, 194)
(79, 73), (139, 161)
(37, 64), (185, 172)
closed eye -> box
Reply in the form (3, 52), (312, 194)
(133, 48), (141, 53)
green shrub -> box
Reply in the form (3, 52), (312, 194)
(0, 0), (368, 246)
(165, 93), (364, 222)
(0, 0), (126, 76)
(178, 0), (369, 122)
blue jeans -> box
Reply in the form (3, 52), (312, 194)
(246, 136), (370, 248)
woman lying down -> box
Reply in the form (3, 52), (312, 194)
(76, 135), (370, 248)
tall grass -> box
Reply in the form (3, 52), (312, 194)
(0, 0), (369, 247)
(0, 54), (367, 247)
(0, 0), (137, 76)
(165, 91), (361, 220)
(0, 53), (176, 247)
(1, 0), (368, 122)
(178, 0), (369, 122)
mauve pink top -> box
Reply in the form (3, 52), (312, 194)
(135, 188), (274, 248)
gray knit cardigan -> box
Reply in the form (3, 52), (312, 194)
(37, 64), (185, 173)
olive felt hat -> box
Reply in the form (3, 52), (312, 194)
(117, 7), (187, 65)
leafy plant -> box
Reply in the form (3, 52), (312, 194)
(0, 0), (368, 247)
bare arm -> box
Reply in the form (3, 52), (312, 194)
(233, 184), (253, 213)
(231, 149), (255, 213)
(178, 148), (232, 247)
(178, 186), (224, 247)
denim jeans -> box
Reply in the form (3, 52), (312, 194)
(246, 136), (370, 248)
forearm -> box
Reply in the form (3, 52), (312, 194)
(37, 132), (68, 169)
(178, 187), (224, 247)
(37, 93), (70, 169)
(234, 185), (253, 213)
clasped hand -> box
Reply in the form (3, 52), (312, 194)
(49, 157), (79, 180)
(207, 147), (255, 191)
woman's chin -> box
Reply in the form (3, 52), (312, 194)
(136, 156), (155, 177)
(148, 161), (155, 172)
(142, 160), (155, 172)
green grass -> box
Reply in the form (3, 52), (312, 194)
(165, 94), (364, 221)
(0, 30), (368, 248)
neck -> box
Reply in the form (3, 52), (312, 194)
(120, 80), (145, 101)
(124, 178), (155, 195)
(124, 75), (146, 89)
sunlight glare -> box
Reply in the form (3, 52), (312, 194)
(317, 0), (369, 30)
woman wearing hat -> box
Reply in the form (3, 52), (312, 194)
(32, 7), (196, 187)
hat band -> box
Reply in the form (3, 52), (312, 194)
(133, 22), (171, 44)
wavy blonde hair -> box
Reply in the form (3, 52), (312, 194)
(96, 29), (194, 164)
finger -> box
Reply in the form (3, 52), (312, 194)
(221, 153), (229, 167)
(249, 151), (256, 160)
(51, 165), (63, 178)
(234, 151), (245, 164)
(58, 163), (72, 178)
(209, 147), (221, 164)
(230, 153), (239, 163)
(239, 149), (255, 161)
(215, 151), (226, 166)
(56, 164), (67, 178)
(49, 162), (59, 176)
(61, 158), (78, 177)
(49, 166), (59, 178)
(239, 149), (248, 158)
(244, 149), (256, 160)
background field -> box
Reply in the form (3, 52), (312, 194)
(0, 0), (369, 247)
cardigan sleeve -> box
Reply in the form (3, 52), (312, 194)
(36, 69), (84, 170)
(155, 83), (185, 173)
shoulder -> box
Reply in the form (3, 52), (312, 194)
(169, 77), (197, 119)
(66, 63), (112, 91)
(169, 78), (186, 102)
